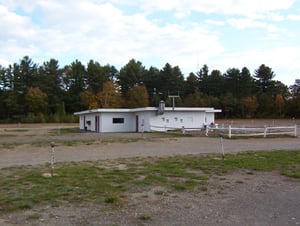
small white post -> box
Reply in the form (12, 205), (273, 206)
(50, 142), (55, 177)
(294, 125), (297, 137)
(141, 124), (144, 138)
(181, 126), (185, 134)
(220, 136), (225, 160)
(264, 125), (267, 138)
(228, 125), (232, 139)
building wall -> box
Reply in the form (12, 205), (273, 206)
(100, 112), (135, 132)
(205, 112), (216, 126)
(79, 114), (96, 131)
(149, 111), (206, 131)
(135, 111), (156, 132)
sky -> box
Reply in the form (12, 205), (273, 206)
(0, 0), (300, 86)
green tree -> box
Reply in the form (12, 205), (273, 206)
(239, 67), (254, 98)
(12, 56), (38, 94)
(184, 72), (199, 96)
(38, 59), (64, 114)
(86, 60), (111, 94)
(159, 63), (184, 101)
(224, 68), (241, 99)
(119, 59), (146, 97)
(142, 66), (161, 106)
(289, 79), (300, 98)
(63, 60), (87, 113)
(254, 64), (275, 92)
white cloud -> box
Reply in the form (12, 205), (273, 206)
(205, 19), (225, 26)
(214, 46), (300, 85)
(287, 14), (300, 20)
(132, 0), (295, 17)
(227, 17), (266, 30)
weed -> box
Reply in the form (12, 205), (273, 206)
(104, 196), (118, 204)
(154, 190), (165, 195)
(26, 213), (40, 220)
(139, 214), (151, 221)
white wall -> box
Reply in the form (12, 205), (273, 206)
(136, 111), (156, 132)
(205, 112), (215, 126)
(149, 111), (206, 130)
(100, 112), (135, 132)
(80, 114), (96, 131)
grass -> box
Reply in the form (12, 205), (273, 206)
(0, 150), (299, 213)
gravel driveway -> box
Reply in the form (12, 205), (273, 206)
(1, 134), (300, 168)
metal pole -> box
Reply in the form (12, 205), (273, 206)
(50, 142), (55, 177)
(220, 136), (225, 160)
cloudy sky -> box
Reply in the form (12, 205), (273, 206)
(0, 0), (300, 86)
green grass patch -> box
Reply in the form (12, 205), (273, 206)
(138, 214), (152, 221)
(0, 150), (299, 213)
(48, 127), (81, 135)
(4, 129), (29, 132)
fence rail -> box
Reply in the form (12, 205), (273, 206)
(209, 125), (297, 138)
(150, 124), (298, 138)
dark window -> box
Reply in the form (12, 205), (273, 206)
(113, 118), (124, 124)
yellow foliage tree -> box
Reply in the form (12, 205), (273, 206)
(126, 85), (149, 108)
(25, 87), (48, 114)
(80, 90), (99, 109)
(241, 96), (259, 117)
(97, 81), (123, 108)
(275, 93), (285, 116)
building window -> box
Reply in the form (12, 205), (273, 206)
(180, 119), (183, 123)
(112, 118), (124, 124)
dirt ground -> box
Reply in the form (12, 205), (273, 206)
(0, 120), (300, 225)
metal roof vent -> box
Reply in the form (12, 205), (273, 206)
(158, 100), (165, 115)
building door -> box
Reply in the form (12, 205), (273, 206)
(95, 115), (99, 132)
(135, 115), (139, 132)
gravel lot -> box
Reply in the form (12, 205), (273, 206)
(0, 122), (299, 225)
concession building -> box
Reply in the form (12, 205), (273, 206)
(74, 102), (221, 133)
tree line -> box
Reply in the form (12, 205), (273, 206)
(0, 56), (299, 123)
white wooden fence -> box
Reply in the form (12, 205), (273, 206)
(207, 125), (297, 138)
(150, 124), (298, 138)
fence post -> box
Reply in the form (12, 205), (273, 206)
(264, 125), (267, 138)
(294, 125), (297, 137)
(228, 125), (231, 139)
(50, 142), (55, 177)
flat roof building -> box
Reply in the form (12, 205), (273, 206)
(74, 105), (221, 133)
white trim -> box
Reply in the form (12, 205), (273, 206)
(74, 107), (221, 115)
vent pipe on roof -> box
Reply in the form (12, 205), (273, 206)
(158, 100), (165, 115)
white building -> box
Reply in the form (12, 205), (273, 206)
(74, 104), (221, 133)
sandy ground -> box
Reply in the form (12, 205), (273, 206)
(0, 121), (300, 225)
